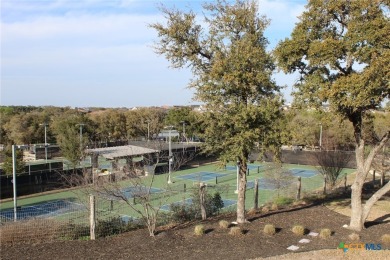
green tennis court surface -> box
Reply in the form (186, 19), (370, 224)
(175, 172), (229, 182)
(226, 165), (263, 171)
(290, 168), (318, 177)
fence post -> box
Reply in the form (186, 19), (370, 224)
(344, 175), (347, 191)
(215, 176), (218, 184)
(323, 175), (327, 195)
(254, 179), (259, 210)
(257, 166), (260, 174)
(296, 177), (301, 200)
(90, 195), (96, 240)
(184, 183), (186, 192)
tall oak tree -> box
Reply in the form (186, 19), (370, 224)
(151, 0), (281, 223)
(274, 0), (390, 231)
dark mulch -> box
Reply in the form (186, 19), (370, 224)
(1, 204), (389, 260)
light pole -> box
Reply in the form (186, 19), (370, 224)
(39, 123), (48, 163)
(180, 121), (186, 142)
(77, 124), (85, 149)
(165, 126), (174, 184)
(146, 120), (150, 142)
(12, 144), (28, 221)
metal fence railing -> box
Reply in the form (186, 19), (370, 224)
(0, 170), (352, 245)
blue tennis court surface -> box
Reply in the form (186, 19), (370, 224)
(290, 168), (317, 178)
(160, 198), (237, 211)
(122, 186), (163, 198)
(247, 179), (275, 190)
(176, 172), (228, 182)
(0, 200), (85, 221)
(226, 165), (262, 171)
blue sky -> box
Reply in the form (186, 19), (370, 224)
(1, 0), (306, 108)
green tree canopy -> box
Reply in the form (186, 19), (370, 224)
(125, 107), (166, 140)
(164, 107), (200, 141)
(2, 147), (25, 175)
(274, 0), (390, 231)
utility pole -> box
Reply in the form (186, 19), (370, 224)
(77, 124), (85, 151)
(165, 126), (174, 184)
(147, 120), (150, 142)
(319, 123), (323, 150)
(40, 123), (49, 162)
(12, 144), (28, 221)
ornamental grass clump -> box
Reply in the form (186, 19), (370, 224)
(349, 233), (360, 241)
(229, 226), (242, 236)
(292, 225), (305, 236)
(194, 225), (205, 236)
(381, 234), (390, 245)
(219, 220), (229, 229)
(247, 208), (257, 215)
(261, 206), (270, 214)
(263, 224), (276, 235)
(319, 228), (332, 239)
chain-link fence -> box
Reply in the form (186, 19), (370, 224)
(0, 170), (352, 245)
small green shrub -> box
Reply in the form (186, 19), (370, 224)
(170, 191), (225, 222)
(381, 234), (390, 245)
(263, 224), (276, 235)
(61, 223), (90, 240)
(96, 217), (138, 238)
(170, 204), (196, 223)
(349, 233), (360, 241)
(319, 228), (332, 239)
(274, 197), (294, 206)
(219, 220), (230, 229)
(194, 225), (205, 236)
(229, 226), (242, 236)
(291, 225), (305, 236)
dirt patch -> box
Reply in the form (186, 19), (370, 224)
(2, 205), (389, 260)
(325, 199), (390, 222)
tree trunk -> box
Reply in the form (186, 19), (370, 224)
(236, 160), (247, 223)
(348, 132), (390, 231)
(349, 179), (365, 231)
(362, 180), (390, 222)
(349, 139), (367, 231)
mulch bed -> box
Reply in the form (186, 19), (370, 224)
(1, 204), (389, 260)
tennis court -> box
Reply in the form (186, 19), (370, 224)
(175, 172), (229, 182)
(160, 198), (237, 211)
(247, 179), (278, 190)
(226, 165), (262, 171)
(122, 186), (164, 198)
(290, 168), (318, 178)
(0, 199), (86, 221)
